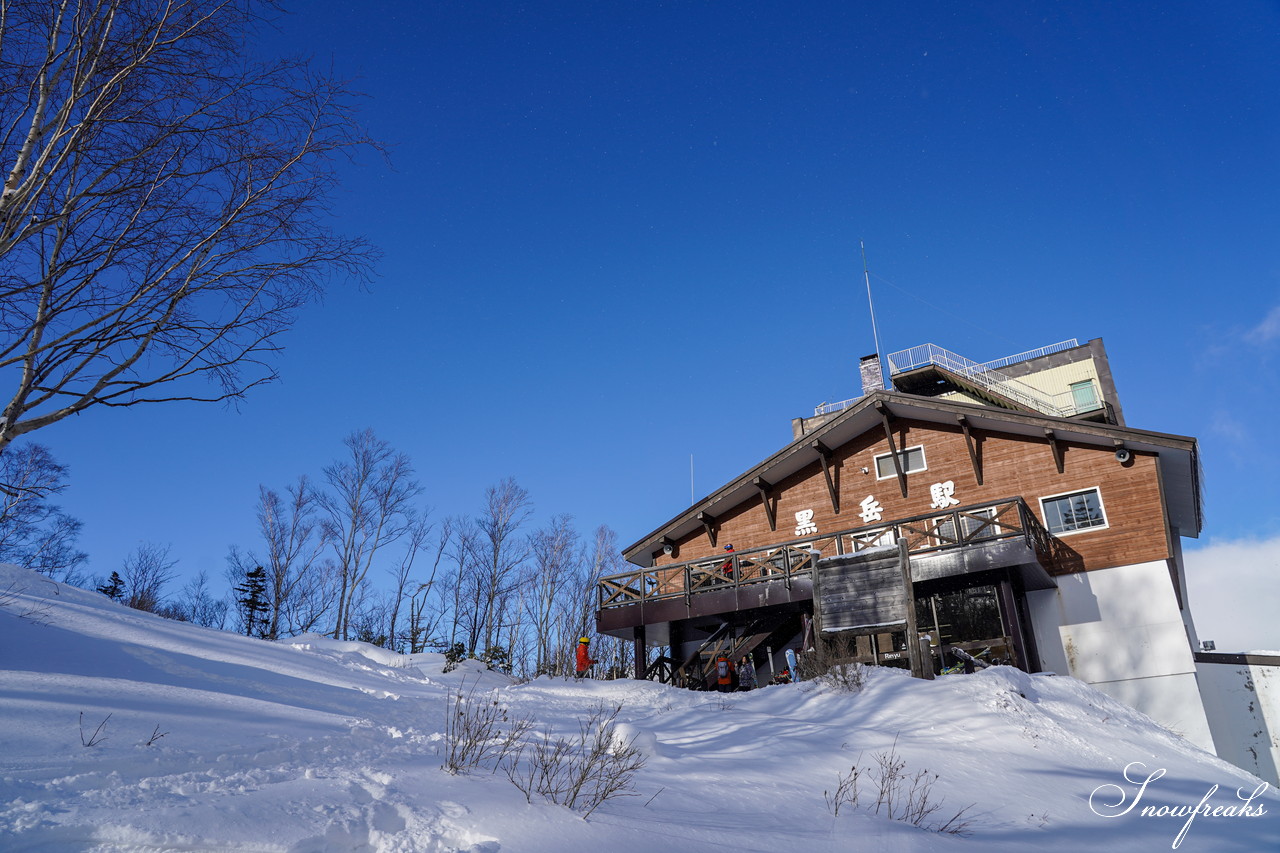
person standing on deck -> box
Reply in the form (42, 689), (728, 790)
(720, 544), (735, 580)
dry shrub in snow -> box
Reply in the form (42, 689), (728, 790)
(817, 662), (868, 693)
(825, 739), (973, 835)
(0, 580), (55, 624)
(78, 712), (110, 748)
(439, 684), (646, 817)
(503, 703), (647, 818)
(801, 631), (868, 692)
(440, 680), (531, 775)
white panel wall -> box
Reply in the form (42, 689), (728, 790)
(1198, 660), (1280, 786)
(1027, 560), (1215, 752)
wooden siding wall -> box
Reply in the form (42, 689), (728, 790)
(654, 418), (1171, 575)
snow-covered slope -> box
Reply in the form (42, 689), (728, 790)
(1, 564), (1275, 852)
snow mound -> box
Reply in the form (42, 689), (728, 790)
(1, 564), (1276, 852)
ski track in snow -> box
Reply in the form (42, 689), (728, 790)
(1, 565), (1277, 852)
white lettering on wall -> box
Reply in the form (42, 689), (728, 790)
(859, 495), (884, 523)
(930, 480), (959, 509)
(794, 509), (817, 536)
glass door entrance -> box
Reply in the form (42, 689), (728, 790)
(915, 583), (1017, 669)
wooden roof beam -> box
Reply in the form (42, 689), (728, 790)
(696, 511), (718, 548)
(876, 401), (909, 498)
(957, 414), (983, 486)
(1045, 428), (1064, 474)
(753, 476), (777, 531)
(811, 439), (840, 514)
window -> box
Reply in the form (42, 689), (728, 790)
(931, 508), (996, 547)
(1040, 488), (1108, 535)
(959, 506), (999, 539)
(875, 445), (926, 479)
(848, 526), (897, 551)
(1070, 379), (1099, 413)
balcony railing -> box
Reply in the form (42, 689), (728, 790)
(599, 498), (1057, 611)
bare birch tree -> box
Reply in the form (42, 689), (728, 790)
(162, 569), (227, 628)
(384, 509), (434, 651)
(120, 541), (177, 612)
(317, 428), (420, 640)
(0, 440), (85, 580)
(526, 514), (579, 675)
(0, 0), (376, 456)
(472, 478), (532, 659)
(404, 516), (453, 652)
(227, 475), (327, 638)
(564, 525), (628, 677)
(255, 477), (327, 639)
(440, 514), (478, 652)
(284, 556), (337, 635)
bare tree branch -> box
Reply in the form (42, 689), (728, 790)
(473, 477), (532, 659)
(317, 428), (421, 641)
(0, 0), (378, 454)
(0, 439), (86, 580)
(120, 540), (176, 612)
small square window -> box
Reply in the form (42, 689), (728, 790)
(1070, 380), (1100, 413)
(931, 508), (996, 546)
(875, 445), (926, 479)
(1041, 488), (1108, 535)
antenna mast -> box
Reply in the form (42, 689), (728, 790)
(690, 454), (695, 505)
(861, 241), (889, 390)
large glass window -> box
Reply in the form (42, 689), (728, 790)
(1040, 488), (1108, 535)
(875, 445), (926, 479)
(916, 585), (1003, 647)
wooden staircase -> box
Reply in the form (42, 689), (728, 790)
(672, 616), (794, 688)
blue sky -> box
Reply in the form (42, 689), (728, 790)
(32, 1), (1280, 644)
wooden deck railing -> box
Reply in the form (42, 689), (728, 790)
(598, 498), (1056, 610)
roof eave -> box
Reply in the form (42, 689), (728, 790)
(621, 391), (1202, 564)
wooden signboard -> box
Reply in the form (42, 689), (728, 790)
(814, 547), (907, 632)
(815, 541), (925, 677)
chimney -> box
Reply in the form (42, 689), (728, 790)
(859, 354), (884, 396)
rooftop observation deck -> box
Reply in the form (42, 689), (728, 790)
(597, 497), (1069, 637)
(815, 339), (1112, 421)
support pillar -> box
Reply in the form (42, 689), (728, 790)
(669, 621), (685, 687)
(633, 624), (647, 681)
(899, 539), (924, 679)
(998, 577), (1029, 671)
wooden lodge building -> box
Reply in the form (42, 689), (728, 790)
(596, 338), (1217, 751)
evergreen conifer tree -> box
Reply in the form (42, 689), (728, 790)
(96, 571), (125, 602)
(233, 566), (269, 638)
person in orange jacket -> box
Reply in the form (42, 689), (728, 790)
(715, 654), (737, 692)
(575, 636), (597, 679)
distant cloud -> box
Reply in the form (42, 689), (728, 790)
(1206, 411), (1253, 469)
(1208, 411), (1249, 445)
(1245, 304), (1280, 344)
(1184, 536), (1280, 653)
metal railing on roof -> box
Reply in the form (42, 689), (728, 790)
(886, 343), (1073, 417)
(814, 398), (859, 416)
(812, 340), (1101, 419)
(973, 339), (1079, 371)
